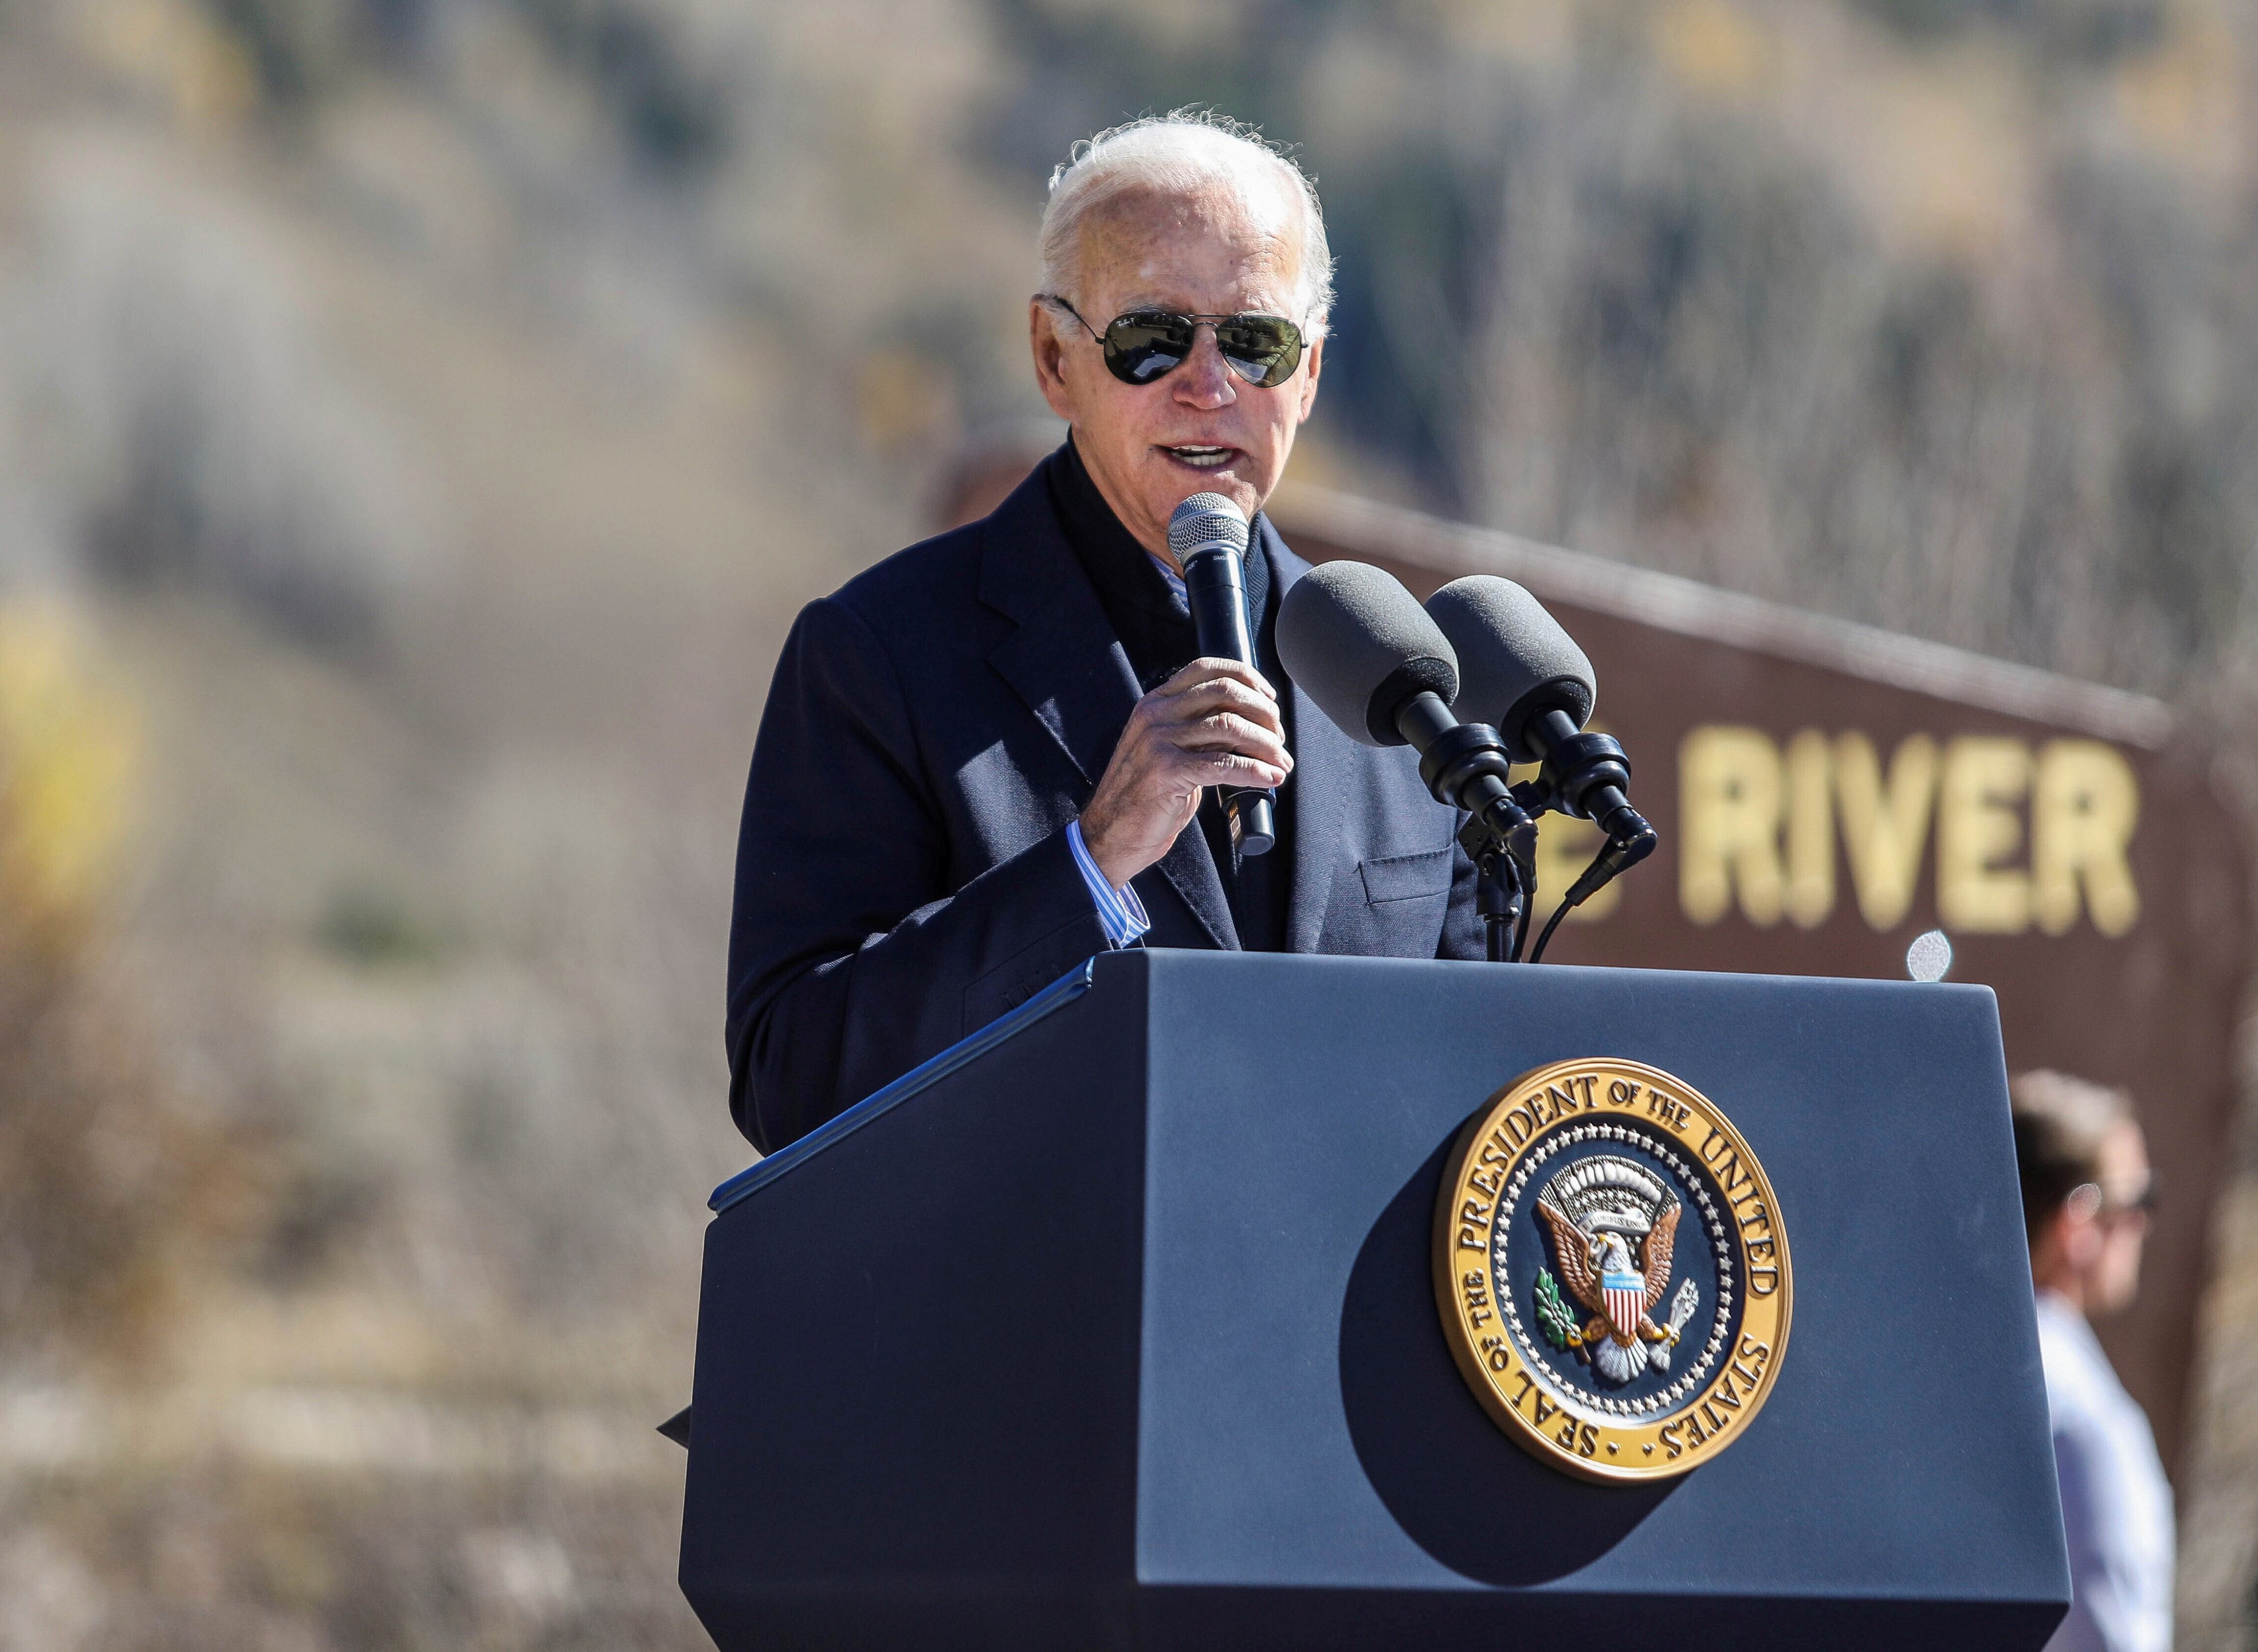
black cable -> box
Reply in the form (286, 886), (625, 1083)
(1528, 896), (1574, 964)
(1530, 840), (1612, 964)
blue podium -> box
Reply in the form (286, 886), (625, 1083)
(680, 950), (2068, 1649)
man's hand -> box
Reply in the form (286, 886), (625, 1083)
(1079, 658), (1292, 889)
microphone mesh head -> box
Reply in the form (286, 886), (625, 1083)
(1167, 492), (1249, 565)
(1277, 561), (1460, 747)
(1423, 576), (1596, 762)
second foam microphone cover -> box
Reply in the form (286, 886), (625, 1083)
(1424, 576), (1596, 763)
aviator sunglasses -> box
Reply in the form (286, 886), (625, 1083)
(1042, 295), (1307, 390)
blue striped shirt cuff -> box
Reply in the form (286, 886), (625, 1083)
(1066, 818), (1151, 948)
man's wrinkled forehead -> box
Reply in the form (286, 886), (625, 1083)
(1071, 178), (1304, 308)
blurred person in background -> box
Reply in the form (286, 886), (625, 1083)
(2012, 1071), (2173, 1652)
(728, 111), (1484, 1153)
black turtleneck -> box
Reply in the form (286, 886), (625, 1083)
(1046, 435), (1290, 953)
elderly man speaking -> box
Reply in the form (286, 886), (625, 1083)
(728, 113), (1481, 1151)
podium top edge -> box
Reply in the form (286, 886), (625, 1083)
(708, 957), (1100, 1215)
(1135, 948), (2002, 1001)
(704, 954), (1994, 1214)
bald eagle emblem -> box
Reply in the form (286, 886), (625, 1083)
(1532, 1155), (1702, 1385)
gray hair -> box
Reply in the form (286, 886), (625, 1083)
(1038, 110), (1334, 339)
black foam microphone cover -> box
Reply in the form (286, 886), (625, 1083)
(1424, 575), (1596, 763)
(1277, 561), (1460, 747)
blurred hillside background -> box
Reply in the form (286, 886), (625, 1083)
(0, 0), (2253, 1646)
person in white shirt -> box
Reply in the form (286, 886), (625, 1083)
(2012, 1070), (2174, 1652)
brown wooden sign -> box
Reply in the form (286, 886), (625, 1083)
(1274, 484), (2250, 1481)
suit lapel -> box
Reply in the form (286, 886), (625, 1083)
(1284, 675), (1353, 953)
(1149, 821), (1238, 952)
(1266, 524), (1353, 954)
(978, 460), (1236, 950)
(982, 580), (1136, 792)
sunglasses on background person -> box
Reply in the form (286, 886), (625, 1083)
(1042, 295), (1307, 390)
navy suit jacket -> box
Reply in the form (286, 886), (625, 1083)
(728, 465), (1482, 1150)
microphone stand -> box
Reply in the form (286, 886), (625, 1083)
(1470, 827), (1534, 964)
(1392, 694), (1540, 962)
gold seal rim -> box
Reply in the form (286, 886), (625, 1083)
(1431, 1057), (1793, 1484)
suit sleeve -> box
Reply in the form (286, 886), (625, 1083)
(727, 595), (1109, 1152)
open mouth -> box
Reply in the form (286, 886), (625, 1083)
(1159, 444), (1238, 471)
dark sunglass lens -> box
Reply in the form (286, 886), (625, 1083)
(1214, 318), (1301, 388)
(1104, 314), (1195, 384)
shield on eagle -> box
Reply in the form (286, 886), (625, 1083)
(1600, 1243), (1647, 1343)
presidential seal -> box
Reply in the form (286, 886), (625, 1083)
(1432, 1058), (1791, 1483)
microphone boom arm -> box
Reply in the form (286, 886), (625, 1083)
(1508, 709), (1659, 958)
(1408, 699), (1660, 963)
(1392, 693), (1539, 962)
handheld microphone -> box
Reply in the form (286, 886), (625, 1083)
(1169, 493), (1275, 856)
(1425, 575), (1657, 939)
